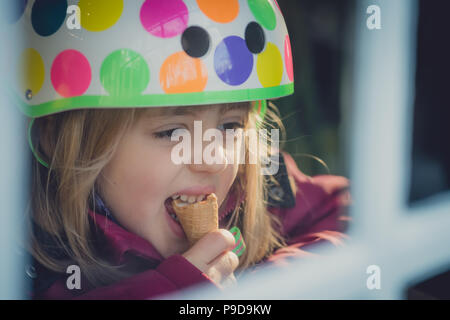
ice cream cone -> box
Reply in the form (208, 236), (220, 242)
(172, 193), (219, 245)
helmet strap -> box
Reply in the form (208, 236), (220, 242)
(28, 118), (50, 168)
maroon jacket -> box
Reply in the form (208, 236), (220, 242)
(30, 153), (351, 299)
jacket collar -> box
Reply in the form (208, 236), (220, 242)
(88, 210), (164, 264)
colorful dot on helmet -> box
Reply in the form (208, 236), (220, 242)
(285, 35), (294, 82)
(51, 50), (92, 98)
(247, 0), (277, 31)
(160, 51), (208, 94)
(140, 0), (189, 38)
(7, 0), (28, 24)
(214, 36), (253, 86)
(31, 0), (67, 37)
(257, 42), (283, 88)
(245, 22), (266, 54)
(78, 0), (124, 32)
(196, 0), (240, 24)
(182, 26), (211, 58)
(100, 49), (150, 97)
(19, 48), (45, 97)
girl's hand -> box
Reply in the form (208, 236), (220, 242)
(182, 229), (239, 289)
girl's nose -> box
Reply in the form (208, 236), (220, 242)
(187, 141), (229, 174)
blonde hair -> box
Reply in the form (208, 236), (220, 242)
(29, 101), (289, 286)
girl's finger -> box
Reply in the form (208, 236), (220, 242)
(208, 250), (239, 276)
(220, 273), (237, 289)
(183, 229), (236, 271)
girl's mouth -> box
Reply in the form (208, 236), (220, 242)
(164, 198), (180, 224)
(164, 193), (213, 224)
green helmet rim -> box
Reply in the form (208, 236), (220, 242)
(19, 83), (292, 118)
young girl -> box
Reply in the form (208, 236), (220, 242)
(17, 1), (351, 299)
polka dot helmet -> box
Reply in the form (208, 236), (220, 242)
(15, 0), (294, 119)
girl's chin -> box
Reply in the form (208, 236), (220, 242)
(161, 226), (190, 256)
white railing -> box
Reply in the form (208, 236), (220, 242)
(0, 1), (29, 299)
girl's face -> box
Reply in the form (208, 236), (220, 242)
(98, 104), (248, 257)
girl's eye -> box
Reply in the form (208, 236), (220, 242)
(153, 128), (181, 139)
(218, 122), (244, 131)
(153, 123), (243, 139)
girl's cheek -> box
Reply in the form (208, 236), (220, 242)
(227, 133), (245, 165)
(127, 152), (176, 196)
(101, 139), (174, 200)
(222, 161), (240, 192)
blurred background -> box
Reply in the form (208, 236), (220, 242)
(276, 0), (450, 204)
(275, 0), (355, 179)
(275, 0), (450, 299)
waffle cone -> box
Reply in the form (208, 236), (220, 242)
(172, 193), (219, 245)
